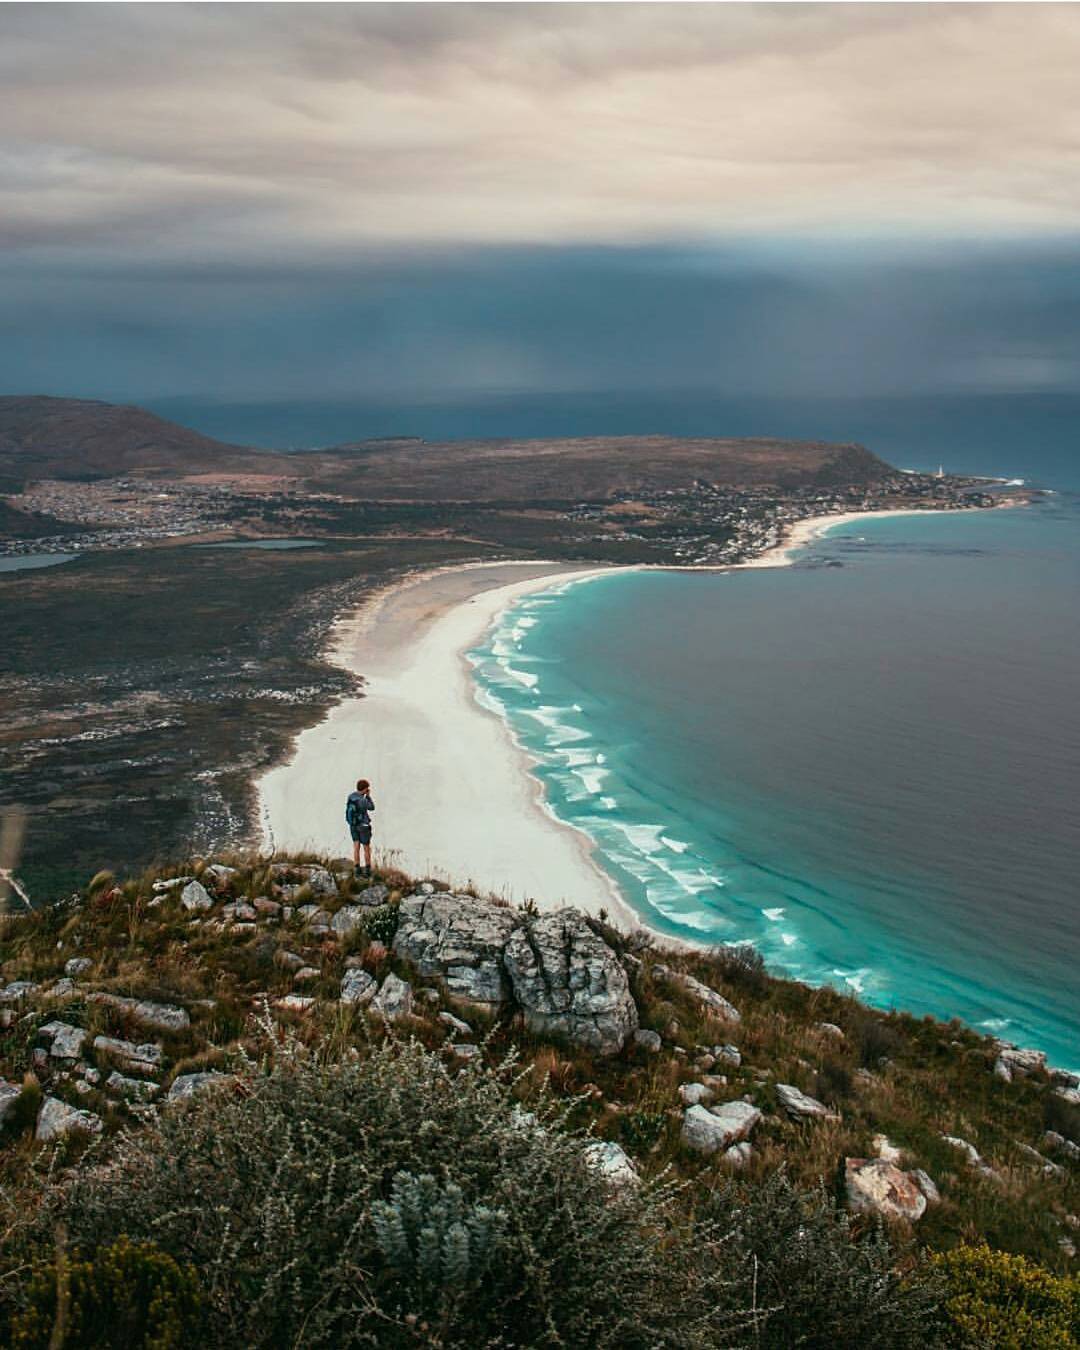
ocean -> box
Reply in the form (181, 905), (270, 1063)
(469, 488), (1079, 1070)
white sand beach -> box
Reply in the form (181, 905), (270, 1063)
(256, 507), (936, 918)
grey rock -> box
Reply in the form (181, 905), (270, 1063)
(293, 966), (321, 984)
(1042, 1130), (1080, 1162)
(38, 1021), (88, 1060)
(816, 1022), (846, 1039)
(357, 884), (390, 908)
(88, 992), (191, 1035)
(682, 1100), (760, 1154)
(775, 1083), (839, 1121)
(202, 863), (237, 890)
(942, 1134), (982, 1167)
(652, 965), (740, 1023)
(714, 1044), (741, 1068)
(1051, 1068), (1080, 1091)
(274, 994), (315, 1012)
(1054, 1085), (1080, 1107)
(393, 892), (519, 1008)
(331, 905), (367, 938)
(253, 897), (281, 916)
(0, 981), (39, 1003)
(504, 909), (637, 1055)
(272, 863), (338, 898)
(993, 1056), (1013, 1082)
(371, 972), (414, 1020)
(64, 957), (93, 978)
(275, 950), (305, 972)
(993, 1042), (1047, 1078)
(723, 1141), (753, 1168)
(679, 1082), (715, 1107)
(910, 1168), (941, 1205)
(583, 1140), (640, 1188)
(180, 880), (214, 912)
(167, 1072), (226, 1103)
(633, 1028), (662, 1053)
(340, 969), (378, 1006)
(47, 978), (76, 998)
(1016, 1142), (1065, 1180)
(36, 1096), (103, 1141)
(105, 1071), (159, 1101)
(438, 1010), (473, 1036)
(447, 1043), (482, 1064)
(844, 1159), (926, 1222)
(152, 876), (193, 893)
(0, 1080), (21, 1125)
(92, 1035), (163, 1074)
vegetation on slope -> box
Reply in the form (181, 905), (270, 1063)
(0, 855), (1076, 1346)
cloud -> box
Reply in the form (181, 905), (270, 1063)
(3, 2), (1080, 261)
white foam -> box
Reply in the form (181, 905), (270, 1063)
(571, 766), (609, 794)
(661, 835), (688, 853)
(780, 932), (798, 947)
(617, 823), (668, 855)
(978, 1017), (1012, 1032)
(763, 907), (785, 921)
(599, 796), (617, 810)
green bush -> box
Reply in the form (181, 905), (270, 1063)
(700, 1169), (943, 1349)
(362, 901), (399, 946)
(934, 1243), (1080, 1348)
(1, 1039), (750, 1348)
(10, 1236), (201, 1349)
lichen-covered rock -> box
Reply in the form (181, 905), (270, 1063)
(39, 1021), (88, 1060)
(723, 1141), (753, 1168)
(504, 910), (637, 1055)
(64, 957), (93, 978)
(682, 1100), (760, 1154)
(340, 969), (378, 1006)
(357, 884), (390, 908)
(105, 1070), (159, 1101)
(775, 1083), (839, 1121)
(0, 1080), (21, 1125)
(633, 1028), (662, 1053)
(844, 1158), (927, 1222)
(36, 1096), (104, 1141)
(393, 892), (519, 1009)
(370, 972), (414, 1020)
(180, 880), (213, 912)
(583, 1140), (640, 1188)
(0, 981), (39, 1004)
(167, 1072), (226, 1103)
(330, 904), (367, 938)
(679, 1082), (715, 1107)
(92, 1035), (162, 1075)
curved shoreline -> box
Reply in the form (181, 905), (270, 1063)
(255, 506), (934, 922)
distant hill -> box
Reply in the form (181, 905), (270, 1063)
(312, 434), (894, 501)
(0, 395), (895, 500)
(0, 395), (269, 487)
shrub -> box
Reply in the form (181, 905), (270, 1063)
(1, 1038), (751, 1348)
(620, 1109), (669, 1155)
(362, 902), (399, 946)
(10, 1236), (201, 1349)
(699, 1169), (943, 1349)
(708, 945), (767, 995)
(933, 1244), (1080, 1348)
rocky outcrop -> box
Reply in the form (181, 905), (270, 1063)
(180, 880), (213, 912)
(168, 1072), (226, 1102)
(504, 910), (638, 1055)
(393, 892), (519, 1009)
(371, 973), (414, 1020)
(844, 1158), (927, 1222)
(0, 1080), (21, 1125)
(36, 1096), (103, 1141)
(651, 965), (740, 1023)
(87, 993), (190, 1034)
(775, 1083), (840, 1122)
(340, 969), (378, 1006)
(38, 1021), (88, 1061)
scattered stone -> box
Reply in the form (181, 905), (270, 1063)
(723, 1141), (753, 1168)
(1051, 1068), (1080, 1091)
(64, 957), (94, 978)
(393, 892), (519, 1009)
(330, 905), (367, 938)
(370, 973), (414, 1020)
(253, 897), (281, 916)
(87, 992), (191, 1034)
(167, 1072), (226, 1103)
(505, 909), (638, 1054)
(274, 995), (315, 1013)
(1054, 1085), (1080, 1108)
(46, 978), (76, 999)
(419, 988), (441, 1006)
(92, 1035), (163, 1075)
(0, 1010), (14, 1030)
(0, 1081), (21, 1125)
(713, 1044), (741, 1068)
(293, 967), (321, 984)
(340, 969), (378, 1006)
(0, 981), (39, 1004)
(816, 1022), (846, 1040)
(152, 876), (193, 893)
(32, 1048), (49, 1074)
(651, 965), (740, 1023)
(275, 950), (305, 972)
(844, 1158), (926, 1222)
(83, 1067), (101, 1086)
(701, 1074), (728, 1091)
(272, 863), (338, 898)
(775, 1083), (839, 1121)
(447, 1043), (482, 1064)
(682, 1100), (761, 1154)
(357, 884), (390, 907)
(180, 880), (213, 912)
(1016, 1142), (1065, 1180)
(105, 1071), (159, 1101)
(583, 1140), (640, 1188)
(993, 1057), (1013, 1083)
(1042, 1131), (1080, 1162)
(202, 864), (237, 890)
(38, 1021), (88, 1060)
(942, 1134), (982, 1167)
(438, 1010), (472, 1036)
(633, 1028), (662, 1053)
(36, 1096), (103, 1142)
(679, 1082), (715, 1107)
(993, 1042), (1047, 1079)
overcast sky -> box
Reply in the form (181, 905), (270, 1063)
(3, 3), (1080, 411)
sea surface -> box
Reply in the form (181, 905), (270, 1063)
(0, 553), (77, 572)
(469, 491), (1080, 1069)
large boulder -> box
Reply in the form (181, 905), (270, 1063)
(844, 1158), (927, 1222)
(38, 1021), (88, 1061)
(370, 973), (414, 1020)
(340, 969), (378, 1006)
(503, 910), (638, 1055)
(393, 892), (520, 1009)
(583, 1140), (639, 1188)
(180, 880), (213, 912)
(775, 1083), (840, 1122)
(36, 1097), (104, 1142)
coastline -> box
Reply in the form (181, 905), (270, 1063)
(255, 505), (935, 923)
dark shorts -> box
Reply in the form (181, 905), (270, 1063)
(350, 824), (372, 845)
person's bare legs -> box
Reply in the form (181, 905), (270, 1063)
(363, 842), (372, 874)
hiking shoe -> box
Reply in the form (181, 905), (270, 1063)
(354, 865), (362, 879)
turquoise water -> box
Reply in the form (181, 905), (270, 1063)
(469, 496), (1079, 1069)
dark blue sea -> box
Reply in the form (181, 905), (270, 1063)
(166, 391), (1079, 1067)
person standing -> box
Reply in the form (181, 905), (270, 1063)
(345, 778), (375, 878)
